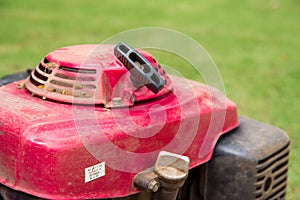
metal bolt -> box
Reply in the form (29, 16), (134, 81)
(112, 97), (122, 105)
(148, 180), (159, 192)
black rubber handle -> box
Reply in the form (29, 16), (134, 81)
(114, 42), (165, 94)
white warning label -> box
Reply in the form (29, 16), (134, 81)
(85, 162), (105, 183)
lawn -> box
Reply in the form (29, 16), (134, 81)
(0, 0), (299, 199)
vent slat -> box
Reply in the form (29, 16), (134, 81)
(35, 65), (50, 78)
(254, 187), (264, 195)
(54, 73), (96, 82)
(256, 146), (289, 171)
(39, 63), (52, 74)
(50, 75), (96, 87)
(273, 176), (287, 190)
(30, 72), (46, 85)
(257, 143), (289, 165)
(274, 165), (289, 179)
(255, 193), (264, 200)
(255, 173), (266, 179)
(266, 185), (286, 200)
(49, 80), (96, 91)
(257, 156), (289, 176)
(59, 66), (97, 74)
(254, 181), (265, 187)
(33, 70), (48, 82)
(256, 159), (288, 181)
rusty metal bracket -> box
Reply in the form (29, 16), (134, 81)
(133, 151), (190, 200)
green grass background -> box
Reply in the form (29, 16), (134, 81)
(0, 0), (299, 199)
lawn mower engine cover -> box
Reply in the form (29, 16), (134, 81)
(0, 44), (239, 199)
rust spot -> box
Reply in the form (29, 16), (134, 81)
(47, 87), (56, 92)
(157, 166), (186, 178)
(17, 82), (25, 89)
(46, 62), (59, 70)
(73, 92), (81, 97)
(74, 84), (83, 89)
(50, 80), (73, 88)
(65, 90), (73, 96)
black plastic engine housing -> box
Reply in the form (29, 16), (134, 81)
(178, 116), (290, 200)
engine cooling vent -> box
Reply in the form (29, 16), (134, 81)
(255, 143), (290, 200)
(24, 44), (173, 107)
(25, 56), (99, 104)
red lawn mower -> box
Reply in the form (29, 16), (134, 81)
(0, 42), (289, 200)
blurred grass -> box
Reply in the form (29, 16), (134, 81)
(0, 0), (299, 199)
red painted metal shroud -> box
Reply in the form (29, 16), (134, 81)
(0, 44), (239, 199)
(24, 45), (173, 107)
